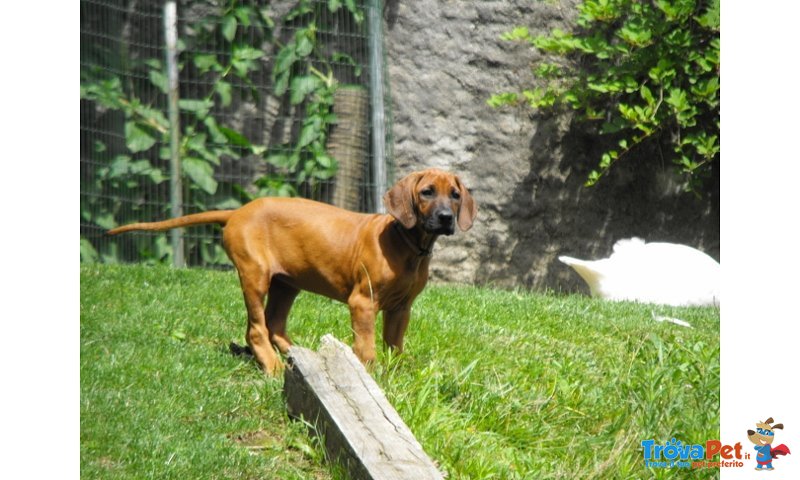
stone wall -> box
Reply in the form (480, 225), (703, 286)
(382, 0), (720, 293)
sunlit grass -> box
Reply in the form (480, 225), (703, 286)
(81, 264), (719, 479)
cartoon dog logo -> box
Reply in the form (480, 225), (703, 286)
(747, 417), (791, 471)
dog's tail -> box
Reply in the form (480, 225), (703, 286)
(107, 210), (234, 235)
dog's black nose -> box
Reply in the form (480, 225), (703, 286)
(437, 211), (454, 225)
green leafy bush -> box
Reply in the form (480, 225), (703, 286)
(490, 0), (720, 193)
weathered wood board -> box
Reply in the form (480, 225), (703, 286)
(328, 86), (368, 211)
(284, 335), (444, 480)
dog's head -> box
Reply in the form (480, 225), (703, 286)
(747, 417), (783, 446)
(383, 168), (477, 235)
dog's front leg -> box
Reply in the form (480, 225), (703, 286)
(348, 292), (377, 364)
(382, 307), (411, 353)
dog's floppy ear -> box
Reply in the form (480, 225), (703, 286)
(772, 423), (784, 430)
(383, 172), (420, 229)
(455, 176), (478, 232)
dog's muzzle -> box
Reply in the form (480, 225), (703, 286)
(425, 209), (455, 235)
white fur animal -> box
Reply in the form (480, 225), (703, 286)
(559, 238), (720, 307)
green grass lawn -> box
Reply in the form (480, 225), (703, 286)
(81, 264), (719, 479)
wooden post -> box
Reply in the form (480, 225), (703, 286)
(284, 335), (444, 480)
(329, 86), (369, 211)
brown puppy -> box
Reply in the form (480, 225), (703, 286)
(108, 169), (477, 375)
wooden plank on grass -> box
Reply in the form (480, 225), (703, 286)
(284, 334), (444, 480)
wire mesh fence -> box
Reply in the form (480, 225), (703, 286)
(80, 0), (393, 268)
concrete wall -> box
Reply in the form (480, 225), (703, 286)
(382, 0), (720, 293)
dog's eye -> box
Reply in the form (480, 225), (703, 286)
(420, 187), (435, 197)
(451, 190), (461, 200)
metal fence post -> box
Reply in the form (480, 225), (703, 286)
(164, 1), (185, 267)
(368, 0), (387, 213)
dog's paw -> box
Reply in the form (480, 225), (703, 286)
(262, 359), (285, 377)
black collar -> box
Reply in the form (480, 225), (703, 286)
(392, 221), (434, 257)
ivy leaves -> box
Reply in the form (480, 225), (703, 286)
(272, 26), (316, 97)
(81, 0), (366, 265)
(491, 0), (720, 193)
(264, 0), (365, 191)
(81, 0), (276, 265)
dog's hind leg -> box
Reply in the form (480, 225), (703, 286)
(235, 264), (282, 375)
(265, 279), (299, 354)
